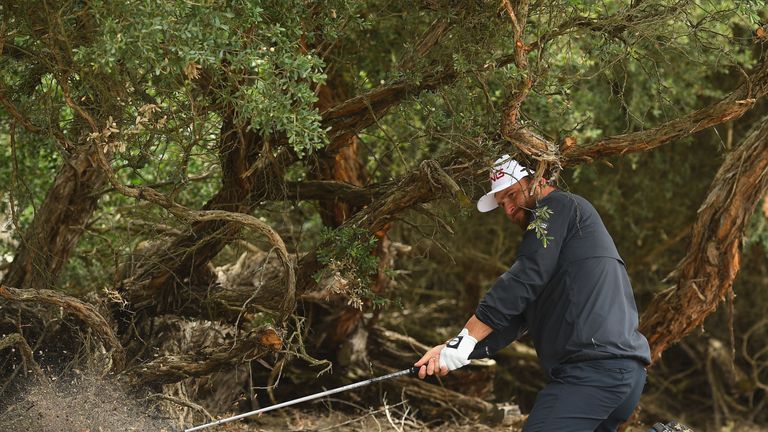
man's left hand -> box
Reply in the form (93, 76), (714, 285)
(414, 329), (477, 379)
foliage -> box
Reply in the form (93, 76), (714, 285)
(527, 205), (554, 248)
(2, 0), (768, 427)
(314, 226), (383, 310)
(76, 0), (328, 154)
(746, 199), (768, 253)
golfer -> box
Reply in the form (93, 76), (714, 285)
(415, 155), (651, 432)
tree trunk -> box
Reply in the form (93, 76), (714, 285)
(120, 68), (466, 317)
(122, 113), (280, 314)
(640, 116), (768, 363)
(3, 149), (107, 290)
(309, 76), (376, 350)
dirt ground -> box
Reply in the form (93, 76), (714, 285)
(0, 372), (520, 432)
(0, 374), (522, 432)
(1, 373), (766, 432)
(193, 410), (767, 432)
(0, 373), (174, 432)
(178, 408), (677, 432)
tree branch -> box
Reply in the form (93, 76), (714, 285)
(640, 115), (768, 364)
(57, 83), (297, 323)
(0, 333), (45, 378)
(320, 69), (460, 145)
(0, 285), (125, 372)
(281, 180), (385, 206)
(562, 57), (768, 164)
(506, 55), (768, 167)
(500, 0), (535, 159)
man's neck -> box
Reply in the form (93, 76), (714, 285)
(539, 185), (557, 199)
(531, 184), (557, 202)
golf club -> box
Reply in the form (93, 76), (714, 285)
(184, 366), (418, 432)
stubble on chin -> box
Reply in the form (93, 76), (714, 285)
(505, 209), (526, 230)
(515, 214), (526, 230)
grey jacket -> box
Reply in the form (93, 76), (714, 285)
(474, 190), (651, 373)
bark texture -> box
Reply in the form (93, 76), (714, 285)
(0, 284), (124, 371)
(2, 148), (107, 290)
(127, 327), (282, 386)
(122, 113), (276, 314)
(640, 116), (768, 363)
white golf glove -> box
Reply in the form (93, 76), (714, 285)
(439, 328), (477, 371)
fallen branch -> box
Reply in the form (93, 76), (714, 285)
(145, 393), (213, 421)
(311, 400), (410, 432)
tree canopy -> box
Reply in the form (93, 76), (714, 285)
(1, 1), (768, 430)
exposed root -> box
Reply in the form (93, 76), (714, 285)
(145, 393), (213, 422)
(0, 285), (124, 372)
(0, 333), (44, 378)
(125, 326), (282, 386)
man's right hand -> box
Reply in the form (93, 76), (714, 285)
(414, 344), (448, 379)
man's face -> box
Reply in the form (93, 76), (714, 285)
(494, 178), (532, 229)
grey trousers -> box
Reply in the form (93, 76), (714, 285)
(523, 358), (647, 432)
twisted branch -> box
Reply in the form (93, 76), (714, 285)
(57, 80), (296, 323)
(0, 285), (125, 372)
(640, 116), (768, 363)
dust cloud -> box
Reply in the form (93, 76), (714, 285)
(0, 372), (176, 432)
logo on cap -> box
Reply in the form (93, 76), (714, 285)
(490, 170), (506, 181)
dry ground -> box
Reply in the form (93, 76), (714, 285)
(1, 374), (766, 432)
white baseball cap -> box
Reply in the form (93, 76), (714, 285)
(476, 155), (532, 212)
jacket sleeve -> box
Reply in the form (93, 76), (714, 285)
(475, 194), (572, 330)
(469, 314), (527, 359)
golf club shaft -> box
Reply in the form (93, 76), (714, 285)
(184, 367), (416, 432)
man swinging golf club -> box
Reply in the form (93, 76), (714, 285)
(415, 155), (651, 432)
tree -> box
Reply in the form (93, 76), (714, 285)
(1, 0), (767, 429)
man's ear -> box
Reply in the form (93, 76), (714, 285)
(529, 177), (549, 197)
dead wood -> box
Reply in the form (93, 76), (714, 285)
(145, 393), (213, 422)
(126, 326), (282, 386)
(640, 116), (768, 363)
(381, 369), (495, 418)
(0, 285), (125, 372)
(119, 250), (292, 325)
(125, 315), (258, 423)
(367, 326), (496, 418)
